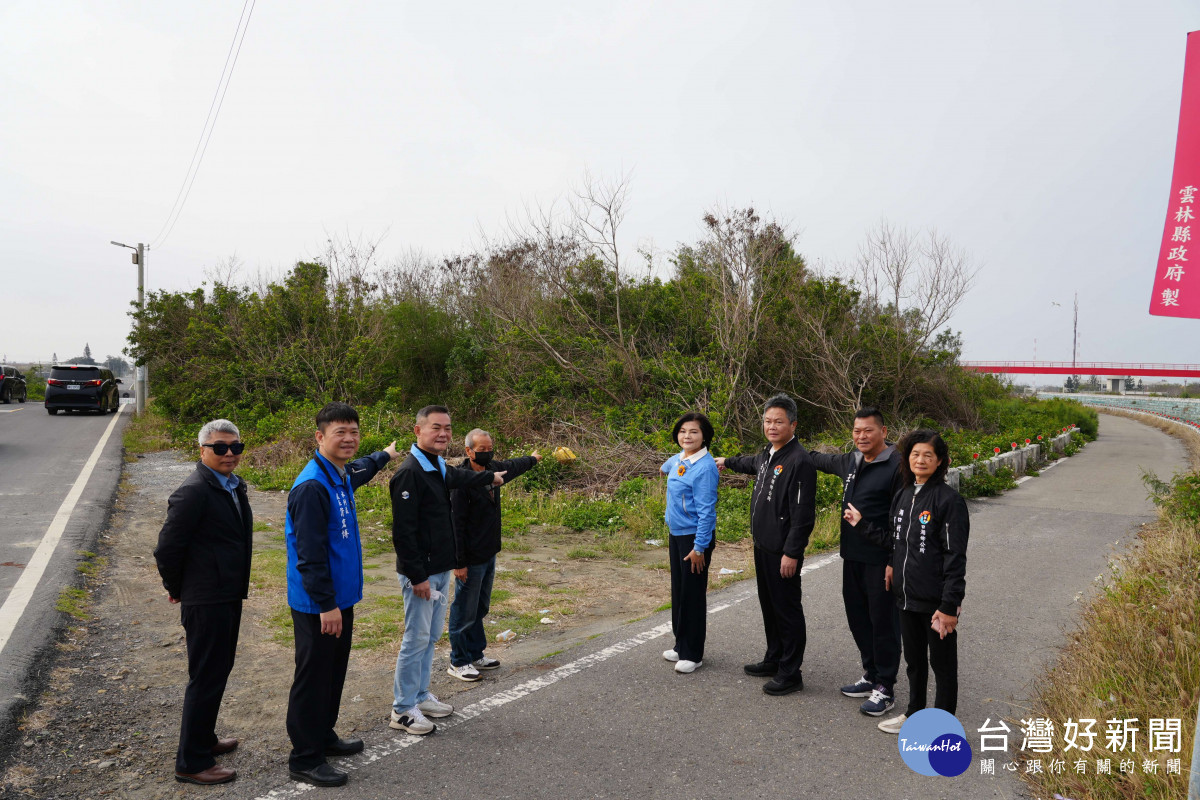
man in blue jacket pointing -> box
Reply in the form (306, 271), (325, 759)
(284, 402), (398, 787)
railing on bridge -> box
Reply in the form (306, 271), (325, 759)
(961, 361), (1200, 377)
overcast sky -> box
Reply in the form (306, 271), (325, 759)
(2, 1), (1197, 374)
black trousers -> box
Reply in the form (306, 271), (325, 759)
(287, 606), (355, 771)
(668, 534), (714, 663)
(842, 559), (901, 689)
(753, 547), (806, 680)
(899, 608), (958, 716)
(177, 601), (242, 774)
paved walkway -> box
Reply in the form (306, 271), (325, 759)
(231, 415), (1189, 799)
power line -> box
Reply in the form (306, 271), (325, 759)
(150, 0), (256, 250)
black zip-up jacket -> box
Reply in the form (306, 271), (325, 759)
(390, 449), (496, 585)
(863, 477), (969, 615)
(724, 438), (817, 558)
(809, 445), (900, 565)
(154, 462), (253, 604)
(451, 455), (539, 567)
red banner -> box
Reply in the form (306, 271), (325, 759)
(1150, 31), (1200, 318)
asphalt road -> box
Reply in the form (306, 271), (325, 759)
(0, 400), (129, 745)
(211, 414), (1184, 800)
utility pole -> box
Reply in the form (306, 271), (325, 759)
(110, 240), (148, 415)
(1072, 292), (1078, 373)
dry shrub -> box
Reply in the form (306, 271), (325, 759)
(1019, 512), (1200, 800)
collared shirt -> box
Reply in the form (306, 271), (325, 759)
(682, 446), (709, 464)
(202, 464), (242, 511)
(410, 444), (447, 480)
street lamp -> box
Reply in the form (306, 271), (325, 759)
(110, 240), (147, 415)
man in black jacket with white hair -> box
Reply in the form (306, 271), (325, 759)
(447, 429), (541, 680)
(154, 419), (252, 786)
(716, 394), (817, 697)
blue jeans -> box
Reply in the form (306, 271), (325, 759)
(448, 558), (496, 666)
(392, 571), (450, 712)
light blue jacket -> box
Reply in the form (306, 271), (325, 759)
(660, 449), (718, 550)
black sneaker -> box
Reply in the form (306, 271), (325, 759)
(289, 763), (348, 787)
(840, 674), (874, 697)
(860, 685), (895, 716)
(763, 674), (804, 695)
(743, 660), (780, 677)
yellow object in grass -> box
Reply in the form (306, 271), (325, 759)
(552, 446), (577, 463)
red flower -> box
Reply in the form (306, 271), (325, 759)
(1037, 435), (1043, 441)
(973, 453), (979, 459)
(994, 447), (1001, 454)
(1025, 439), (1031, 444)
(1010, 442), (1018, 449)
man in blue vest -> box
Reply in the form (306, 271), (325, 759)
(284, 402), (398, 787)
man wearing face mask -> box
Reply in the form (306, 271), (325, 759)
(447, 429), (542, 681)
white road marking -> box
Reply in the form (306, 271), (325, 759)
(0, 406), (128, 656)
(0, 408), (24, 413)
(255, 550), (841, 798)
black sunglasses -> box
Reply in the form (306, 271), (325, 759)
(202, 441), (245, 455)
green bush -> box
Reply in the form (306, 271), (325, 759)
(959, 466), (1017, 498)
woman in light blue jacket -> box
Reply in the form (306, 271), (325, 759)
(659, 412), (719, 674)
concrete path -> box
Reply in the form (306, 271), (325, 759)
(182, 415), (1197, 798)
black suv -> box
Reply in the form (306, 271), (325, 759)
(0, 366), (27, 404)
(44, 365), (121, 414)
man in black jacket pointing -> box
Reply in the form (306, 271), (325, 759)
(154, 419), (252, 786)
(447, 428), (541, 680)
(716, 394), (817, 696)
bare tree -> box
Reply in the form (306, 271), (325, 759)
(854, 219), (978, 415)
(695, 206), (797, 430)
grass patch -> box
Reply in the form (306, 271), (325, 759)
(654, 602), (671, 612)
(567, 548), (600, 560)
(265, 603), (294, 646)
(56, 587), (89, 620)
(252, 520), (274, 532)
(250, 548), (288, 592)
(503, 537), (533, 554)
(122, 407), (174, 457)
(353, 594), (404, 650)
(806, 509), (841, 554)
(1019, 473), (1199, 800)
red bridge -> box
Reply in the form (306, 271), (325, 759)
(960, 361), (1200, 378)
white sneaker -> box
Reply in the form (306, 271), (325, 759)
(662, 649), (680, 662)
(472, 656), (500, 670)
(418, 693), (453, 718)
(390, 707), (435, 735)
(674, 659), (702, 674)
(447, 663), (482, 682)
(877, 713), (907, 734)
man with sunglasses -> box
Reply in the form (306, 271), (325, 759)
(154, 419), (253, 786)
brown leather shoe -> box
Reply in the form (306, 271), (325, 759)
(175, 765), (237, 785)
(211, 738), (239, 756)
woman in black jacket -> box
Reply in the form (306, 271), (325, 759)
(845, 429), (968, 735)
